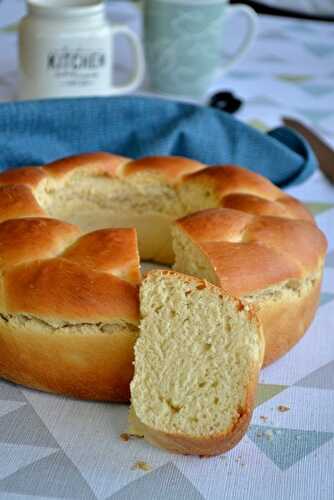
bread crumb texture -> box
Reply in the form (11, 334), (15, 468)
(0, 313), (137, 335)
(131, 272), (263, 438)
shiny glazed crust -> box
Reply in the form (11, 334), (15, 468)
(0, 152), (327, 400)
(175, 209), (327, 364)
(0, 219), (140, 401)
(174, 208), (326, 296)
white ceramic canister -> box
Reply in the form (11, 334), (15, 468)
(18, 0), (145, 100)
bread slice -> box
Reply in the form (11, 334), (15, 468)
(129, 270), (264, 456)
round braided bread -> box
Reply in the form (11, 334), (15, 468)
(0, 152), (327, 400)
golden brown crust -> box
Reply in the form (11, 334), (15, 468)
(244, 215), (326, 271)
(185, 165), (282, 200)
(0, 184), (46, 222)
(278, 195), (315, 223)
(122, 156), (204, 183)
(4, 258), (139, 324)
(0, 166), (46, 188)
(200, 240), (301, 295)
(63, 228), (141, 284)
(175, 208), (254, 243)
(0, 321), (136, 401)
(184, 165), (314, 223)
(221, 192), (314, 222)
(43, 152), (128, 178)
(176, 208), (327, 295)
(0, 218), (80, 270)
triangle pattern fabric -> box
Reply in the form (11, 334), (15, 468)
(248, 425), (334, 470)
(255, 54), (286, 64)
(295, 361), (334, 390)
(0, 403), (59, 448)
(0, 400), (26, 419)
(0, 450), (96, 499)
(304, 202), (334, 216)
(304, 43), (334, 58)
(255, 384), (287, 407)
(300, 84), (334, 97)
(228, 70), (258, 79)
(258, 30), (291, 41)
(285, 22), (314, 33)
(320, 293), (334, 307)
(295, 110), (334, 123)
(109, 463), (204, 500)
(0, 443), (57, 481)
(0, 380), (27, 402)
(248, 95), (280, 107)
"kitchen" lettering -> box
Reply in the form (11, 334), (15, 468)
(47, 49), (106, 71)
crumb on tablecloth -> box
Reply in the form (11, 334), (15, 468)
(132, 461), (151, 471)
(260, 415), (268, 422)
(120, 433), (130, 442)
(277, 405), (290, 412)
(257, 430), (274, 441)
(264, 430), (274, 441)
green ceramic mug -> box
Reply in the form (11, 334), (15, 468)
(143, 0), (258, 99)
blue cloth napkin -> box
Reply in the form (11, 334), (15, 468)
(0, 95), (317, 187)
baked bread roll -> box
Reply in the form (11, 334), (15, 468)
(129, 270), (264, 456)
(0, 152), (326, 399)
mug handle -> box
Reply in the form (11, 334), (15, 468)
(220, 5), (258, 72)
(110, 24), (145, 94)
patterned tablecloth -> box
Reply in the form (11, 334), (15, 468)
(0, 2), (333, 499)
